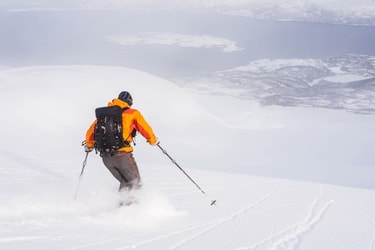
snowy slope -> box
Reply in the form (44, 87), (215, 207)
(0, 65), (374, 250)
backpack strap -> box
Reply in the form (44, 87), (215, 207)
(122, 107), (138, 146)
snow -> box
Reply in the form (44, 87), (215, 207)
(0, 65), (374, 249)
(323, 74), (371, 83)
(107, 33), (244, 53)
(231, 58), (326, 73)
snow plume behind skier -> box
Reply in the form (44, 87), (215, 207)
(84, 91), (159, 205)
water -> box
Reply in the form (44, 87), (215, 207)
(1, 9), (375, 77)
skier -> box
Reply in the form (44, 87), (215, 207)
(84, 91), (158, 201)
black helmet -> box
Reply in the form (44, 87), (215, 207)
(118, 91), (133, 106)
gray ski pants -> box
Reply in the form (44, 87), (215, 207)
(101, 151), (141, 191)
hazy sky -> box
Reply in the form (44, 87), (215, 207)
(1, 0), (375, 11)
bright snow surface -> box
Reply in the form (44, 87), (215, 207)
(0, 65), (374, 250)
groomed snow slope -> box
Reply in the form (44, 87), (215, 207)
(0, 65), (374, 250)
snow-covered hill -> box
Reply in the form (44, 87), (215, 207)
(0, 65), (374, 250)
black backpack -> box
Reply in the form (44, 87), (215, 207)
(94, 105), (132, 155)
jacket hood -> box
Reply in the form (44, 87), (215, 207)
(108, 98), (131, 109)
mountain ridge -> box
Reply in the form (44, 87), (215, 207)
(176, 54), (375, 114)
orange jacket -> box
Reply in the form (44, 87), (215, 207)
(85, 98), (157, 152)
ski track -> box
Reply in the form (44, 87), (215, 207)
(350, 190), (375, 250)
(169, 193), (272, 250)
(354, 201), (375, 249)
(118, 193), (272, 250)
(353, 201), (375, 224)
(117, 222), (223, 250)
(237, 195), (333, 250)
(62, 238), (118, 250)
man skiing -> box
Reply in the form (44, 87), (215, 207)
(84, 91), (158, 200)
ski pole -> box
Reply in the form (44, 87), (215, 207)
(74, 151), (89, 200)
(157, 143), (217, 206)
